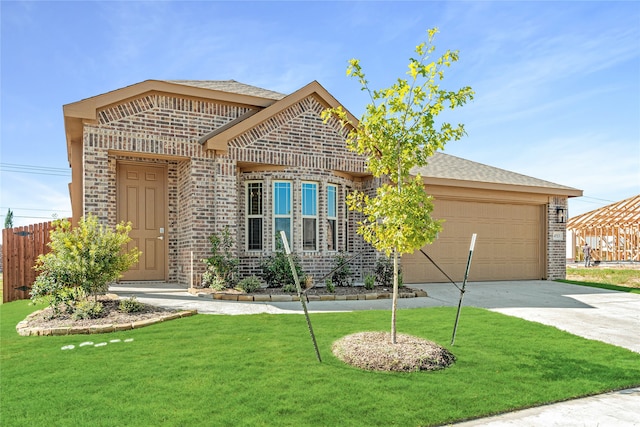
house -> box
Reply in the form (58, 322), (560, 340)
(63, 79), (582, 286)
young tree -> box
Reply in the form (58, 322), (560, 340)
(4, 208), (13, 229)
(322, 28), (474, 343)
(32, 214), (140, 305)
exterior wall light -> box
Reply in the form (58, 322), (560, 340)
(556, 208), (566, 224)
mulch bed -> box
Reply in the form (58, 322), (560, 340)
(21, 296), (177, 330)
(332, 331), (456, 372)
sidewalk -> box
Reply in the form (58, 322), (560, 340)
(111, 280), (640, 426)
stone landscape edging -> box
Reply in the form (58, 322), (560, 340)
(188, 288), (428, 302)
(16, 309), (197, 337)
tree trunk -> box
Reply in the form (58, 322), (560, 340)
(391, 250), (399, 344)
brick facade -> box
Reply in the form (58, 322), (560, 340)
(71, 80), (576, 287)
(547, 196), (569, 280)
(80, 90), (375, 286)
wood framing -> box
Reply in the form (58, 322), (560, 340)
(568, 194), (640, 262)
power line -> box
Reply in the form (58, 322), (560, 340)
(0, 206), (71, 213)
(579, 195), (616, 203)
(0, 163), (70, 177)
(0, 215), (63, 220)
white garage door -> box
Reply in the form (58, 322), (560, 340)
(403, 200), (544, 283)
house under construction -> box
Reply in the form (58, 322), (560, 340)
(568, 194), (640, 263)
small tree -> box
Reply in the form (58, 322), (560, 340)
(322, 28), (473, 343)
(32, 214), (140, 308)
(4, 208), (13, 229)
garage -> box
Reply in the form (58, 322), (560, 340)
(402, 199), (544, 283)
(402, 152), (582, 284)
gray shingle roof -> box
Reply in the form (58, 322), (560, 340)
(166, 80), (286, 100)
(413, 152), (580, 192)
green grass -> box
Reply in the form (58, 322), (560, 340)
(2, 301), (639, 427)
(563, 267), (640, 294)
(559, 279), (640, 294)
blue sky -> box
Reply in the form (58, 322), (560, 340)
(1, 0), (639, 230)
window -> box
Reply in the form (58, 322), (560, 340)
(246, 182), (262, 250)
(273, 181), (292, 248)
(302, 182), (318, 251)
(327, 184), (337, 251)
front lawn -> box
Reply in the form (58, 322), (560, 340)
(1, 301), (639, 426)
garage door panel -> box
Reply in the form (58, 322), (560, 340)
(403, 200), (543, 283)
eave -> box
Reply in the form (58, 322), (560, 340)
(420, 176), (584, 198)
(63, 79), (280, 164)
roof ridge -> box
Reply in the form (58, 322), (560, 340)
(163, 80), (286, 100)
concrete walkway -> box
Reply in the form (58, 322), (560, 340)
(111, 280), (640, 426)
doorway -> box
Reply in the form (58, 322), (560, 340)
(117, 162), (167, 281)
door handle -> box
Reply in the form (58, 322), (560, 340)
(157, 236), (164, 240)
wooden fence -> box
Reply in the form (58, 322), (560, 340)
(2, 220), (63, 303)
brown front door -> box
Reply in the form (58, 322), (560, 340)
(117, 163), (167, 281)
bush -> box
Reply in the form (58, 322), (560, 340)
(375, 256), (402, 288)
(31, 215), (139, 314)
(331, 252), (353, 287)
(325, 279), (336, 293)
(203, 273), (227, 291)
(71, 299), (104, 320)
(119, 297), (144, 313)
(202, 227), (239, 289)
(236, 276), (261, 293)
(364, 273), (376, 290)
(282, 283), (297, 293)
(259, 241), (306, 288)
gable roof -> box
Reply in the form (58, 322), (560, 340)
(63, 79), (286, 162)
(200, 80), (358, 153)
(63, 79), (581, 198)
(413, 152), (583, 197)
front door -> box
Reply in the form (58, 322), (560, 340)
(117, 163), (167, 281)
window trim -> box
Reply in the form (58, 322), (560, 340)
(327, 184), (337, 252)
(273, 180), (292, 250)
(301, 181), (318, 251)
(246, 181), (263, 251)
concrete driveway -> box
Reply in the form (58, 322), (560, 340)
(414, 280), (640, 354)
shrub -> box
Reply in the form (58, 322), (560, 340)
(31, 215), (139, 314)
(364, 273), (376, 290)
(331, 252), (353, 287)
(375, 256), (402, 288)
(282, 283), (297, 293)
(31, 276), (85, 317)
(259, 240), (306, 288)
(119, 297), (144, 313)
(202, 227), (239, 289)
(203, 274), (227, 291)
(71, 299), (104, 320)
(236, 276), (261, 293)
(325, 279), (335, 293)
